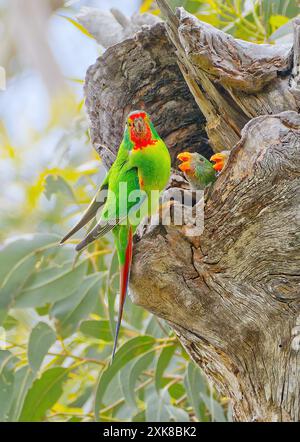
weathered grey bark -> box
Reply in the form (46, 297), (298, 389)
(84, 1), (300, 422)
(84, 22), (212, 168)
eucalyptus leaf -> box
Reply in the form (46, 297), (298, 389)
(144, 316), (168, 339)
(51, 273), (101, 338)
(80, 319), (113, 342)
(15, 261), (87, 308)
(0, 234), (60, 286)
(0, 255), (37, 324)
(28, 322), (56, 372)
(7, 365), (35, 422)
(131, 410), (146, 422)
(200, 393), (227, 422)
(94, 336), (155, 420)
(145, 389), (170, 422)
(0, 350), (18, 421)
(155, 344), (176, 391)
(121, 351), (154, 409)
(184, 362), (207, 421)
(168, 382), (185, 400)
(166, 405), (190, 422)
(19, 367), (68, 422)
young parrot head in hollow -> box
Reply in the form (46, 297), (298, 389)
(177, 151), (216, 190)
(210, 151), (230, 172)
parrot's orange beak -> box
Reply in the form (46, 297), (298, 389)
(210, 153), (227, 172)
(178, 161), (192, 173)
(177, 152), (192, 173)
(177, 152), (192, 162)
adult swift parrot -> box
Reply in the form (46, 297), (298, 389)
(177, 151), (216, 190)
(61, 111), (171, 360)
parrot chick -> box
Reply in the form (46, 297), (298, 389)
(210, 150), (230, 173)
(177, 152), (216, 190)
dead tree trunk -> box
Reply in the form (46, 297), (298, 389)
(84, 2), (300, 422)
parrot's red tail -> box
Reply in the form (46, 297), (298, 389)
(111, 226), (133, 362)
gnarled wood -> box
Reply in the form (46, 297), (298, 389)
(157, 1), (298, 151)
(84, 22), (212, 169)
(84, 2), (300, 422)
(130, 111), (300, 422)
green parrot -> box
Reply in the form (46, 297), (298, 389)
(61, 111), (171, 360)
(177, 151), (216, 189)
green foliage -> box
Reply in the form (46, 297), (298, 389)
(19, 367), (69, 422)
(142, 0), (299, 42)
(94, 336), (156, 421)
(28, 322), (56, 372)
(155, 344), (177, 390)
(0, 351), (18, 421)
(11, 0), (300, 422)
(0, 231), (229, 421)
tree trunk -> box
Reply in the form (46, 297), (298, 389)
(84, 2), (300, 422)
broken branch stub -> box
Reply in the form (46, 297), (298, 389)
(157, 0), (298, 151)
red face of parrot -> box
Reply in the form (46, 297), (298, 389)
(177, 152), (193, 174)
(127, 111), (157, 149)
(210, 152), (227, 172)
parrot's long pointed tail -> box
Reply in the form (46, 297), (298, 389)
(111, 226), (133, 362)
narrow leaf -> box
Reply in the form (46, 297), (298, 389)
(200, 393), (227, 422)
(166, 405), (190, 422)
(51, 274), (101, 338)
(80, 320), (113, 342)
(28, 322), (56, 372)
(94, 336), (155, 420)
(19, 367), (68, 422)
(121, 351), (154, 408)
(155, 344), (176, 390)
(184, 362), (207, 421)
(0, 234), (59, 286)
(15, 261), (87, 308)
(7, 365), (35, 422)
(145, 389), (170, 422)
(0, 351), (18, 421)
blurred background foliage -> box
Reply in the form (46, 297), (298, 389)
(142, 0), (299, 42)
(0, 0), (298, 423)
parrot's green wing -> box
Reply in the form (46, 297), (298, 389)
(60, 176), (109, 244)
(75, 166), (146, 252)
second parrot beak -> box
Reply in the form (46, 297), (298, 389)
(210, 153), (226, 171)
(178, 161), (192, 173)
(177, 152), (192, 173)
(177, 152), (192, 162)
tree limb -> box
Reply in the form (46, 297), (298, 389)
(156, 0), (298, 150)
(130, 111), (300, 422)
(84, 3), (300, 421)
